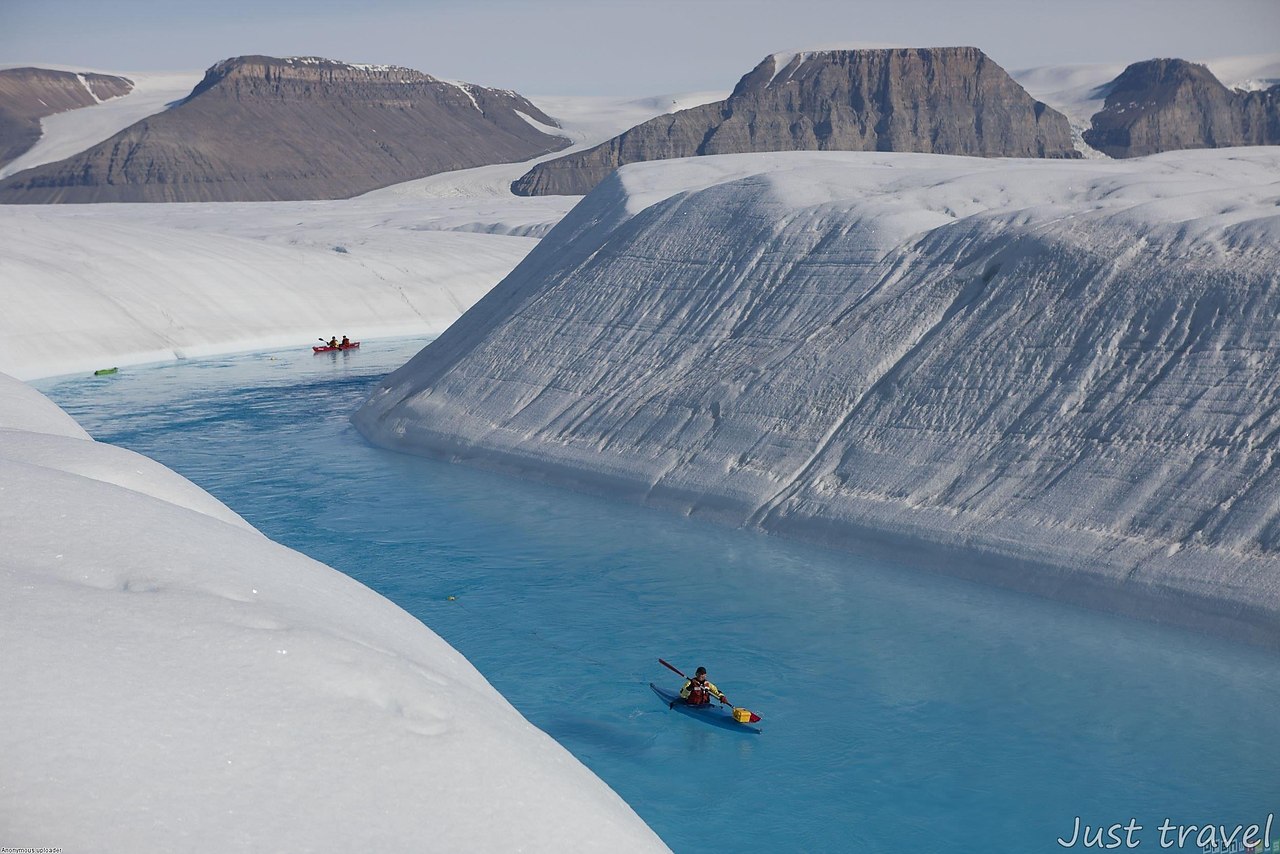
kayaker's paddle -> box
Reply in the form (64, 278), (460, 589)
(658, 658), (686, 679)
(657, 659), (762, 724)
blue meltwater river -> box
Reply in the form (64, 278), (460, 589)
(38, 338), (1278, 854)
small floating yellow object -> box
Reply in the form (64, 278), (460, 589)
(93, 367), (119, 376)
(447, 595), (457, 601)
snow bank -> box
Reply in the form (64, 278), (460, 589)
(0, 199), (554, 380)
(355, 147), (1280, 649)
(0, 372), (667, 852)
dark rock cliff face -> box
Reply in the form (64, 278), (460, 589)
(0, 68), (133, 167)
(1084, 58), (1280, 158)
(512, 47), (1079, 196)
(0, 56), (569, 203)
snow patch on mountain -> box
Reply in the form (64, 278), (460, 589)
(766, 43), (906, 84)
(355, 147), (1280, 648)
(0, 67), (202, 179)
(767, 52), (804, 83)
(73, 72), (102, 103)
(440, 79), (482, 111)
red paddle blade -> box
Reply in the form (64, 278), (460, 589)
(658, 658), (686, 678)
(748, 711), (762, 723)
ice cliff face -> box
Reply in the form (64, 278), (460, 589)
(357, 148), (1280, 648)
(1085, 58), (1280, 157)
(512, 47), (1078, 196)
(0, 55), (569, 202)
(0, 372), (668, 852)
(0, 67), (132, 166)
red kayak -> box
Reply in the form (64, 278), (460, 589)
(313, 342), (360, 353)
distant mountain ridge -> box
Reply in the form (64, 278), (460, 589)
(1084, 58), (1280, 157)
(512, 47), (1079, 196)
(0, 67), (132, 167)
(0, 55), (570, 203)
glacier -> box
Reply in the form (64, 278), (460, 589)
(0, 370), (668, 852)
(354, 147), (1280, 648)
(0, 89), (732, 381)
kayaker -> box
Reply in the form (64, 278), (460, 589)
(340, 335), (351, 348)
(327, 336), (339, 349)
(678, 666), (728, 707)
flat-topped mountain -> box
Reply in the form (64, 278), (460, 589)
(512, 47), (1078, 196)
(1084, 58), (1280, 157)
(0, 67), (132, 167)
(0, 55), (570, 203)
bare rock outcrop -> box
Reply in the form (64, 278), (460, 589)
(0, 68), (132, 167)
(0, 56), (569, 203)
(512, 47), (1078, 196)
(1084, 58), (1280, 157)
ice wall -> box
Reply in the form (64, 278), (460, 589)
(355, 148), (1280, 648)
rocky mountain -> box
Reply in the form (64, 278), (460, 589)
(0, 56), (569, 203)
(358, 148), (1280, 648)
(0, 67), (132, 167)
(1083, 58), (1280, 157)
(512, 47), (1078, 196)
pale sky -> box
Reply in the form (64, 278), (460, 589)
(3, 0), (1277, 95)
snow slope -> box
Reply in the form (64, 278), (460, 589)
(0, 199), (550, 380)
(0, 371), (668, 852)
(0, 67), (201, 179)
(355, 147), (1280, 649)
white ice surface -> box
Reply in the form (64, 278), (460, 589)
(0, 67), (202, 179)
(0, 372), (668, 852)
(0, 198), (555, 380)
(356, 147), (1280, 648)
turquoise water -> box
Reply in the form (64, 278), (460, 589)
(38, 339), (1279, 853)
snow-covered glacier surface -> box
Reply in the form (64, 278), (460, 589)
(0, 372), (667, 852)
(355, 148), (1280, 648)
(0, 198), (573, 381)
